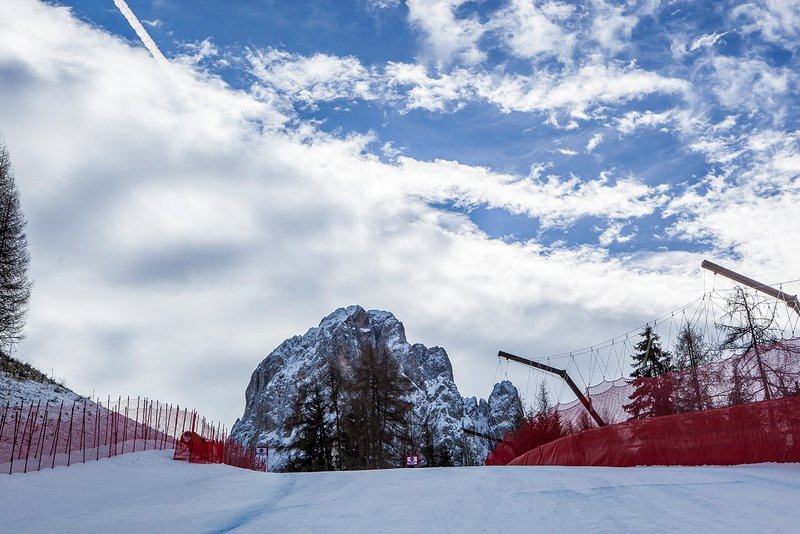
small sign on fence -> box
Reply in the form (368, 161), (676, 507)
(405, 454), (419, 467)
(256, 446), (268, 457)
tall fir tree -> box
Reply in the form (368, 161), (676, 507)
(284, 380), (335, 472)
(0, 142), (32, 350)
(672, 322), (715, 412)
(718, 287), (778, 401)
(344, 343), (412, 469)
(623, 325), (675, 419)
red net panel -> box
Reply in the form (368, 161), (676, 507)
(174, 431), (222, 464)
(505, 394), (800, 467)
(487, 339), (800, 467)
(555, 339), (800, 430)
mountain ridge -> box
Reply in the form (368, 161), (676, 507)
(230, 305), (522, 470)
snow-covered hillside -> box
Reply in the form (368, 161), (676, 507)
(231, 305), (523, 469)
(1, 449), (799, 532)
(0, 366), (81, 407)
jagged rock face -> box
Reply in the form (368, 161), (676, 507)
(230, 305), (522, 470)
(461, 380), (525, 464)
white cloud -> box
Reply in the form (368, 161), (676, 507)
(490, 0), (576, 63)
(367, 0), (401, 9)
(586, 132), (604, 153)
(384, 62), (474, 112)
(616, 110), (676, 135)
(244, 49), (688, 121)
(406, 0), (486, 65)
(248, 49), (380, 107)
(558, 148), (578, 156)
(732, 0), (800, 44)
(688, 32), (727, 52)
(477, 63), (688, 118)
(709, 56), (790, 113)
(597, 222), (636, 247)
(590, 0), (638, 54)
(393, 161), (664, 227)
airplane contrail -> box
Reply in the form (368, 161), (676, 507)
(113, 0), (170, 68)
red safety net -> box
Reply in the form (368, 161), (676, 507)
(0, 397), (190, 474)
(507, 394), (800, 467)
(173, 432), (267, 471)
(555, 339), (800, 429)
(174, 431), (223, 464)
(487, 339), (800, 466)
(222, 439), (268, 472)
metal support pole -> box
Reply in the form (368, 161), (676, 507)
(702, 260), (800, 316)
(499, 350), (606, 427)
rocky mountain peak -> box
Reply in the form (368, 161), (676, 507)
(230, 305), (521, 470)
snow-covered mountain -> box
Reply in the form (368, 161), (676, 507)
(230, 305), (522, 470)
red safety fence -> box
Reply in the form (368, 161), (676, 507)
(173, 432), (267, 472)
(222, 439), (268, 472)
(0, 396), (223, 474)
(556, 338), (800, 429)
(487, 339), (800, 467)
(507, 394), (800, 467)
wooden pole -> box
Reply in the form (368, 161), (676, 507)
(81, 399), (87, 463)
(65, 401), (76, 466)
(50, 401), (64, 469)
(95, 400), (101, 461)
(17, 402), (33, 460)
(36, 402), (50, 472)
(23, 400), (42, 473)
(123, 396), (130, 454)
(10, 406), (21, 474)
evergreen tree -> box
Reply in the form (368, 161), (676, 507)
(534, 379), (551, 416)
(672, 323), (715, 412)
(0, 143), (32, 349)
(718, 287), (778, 401)
(344, 343), (412, 469)
(284, 381), (334, 472)
(323, 357), (345, 470)
(623, 325), (675, 419)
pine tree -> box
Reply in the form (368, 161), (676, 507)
(284, 381), (334, 472)
(0, 143), (32, 349)
(672, 323), (715, 412)
(344, 343), (412, 469)
(718, 287), (778, 401)
(623, 325), (675, 419)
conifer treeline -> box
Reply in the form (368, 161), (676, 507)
(284, 344), (452, 471)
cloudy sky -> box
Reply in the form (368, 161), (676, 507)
(0, 0), (798, 425)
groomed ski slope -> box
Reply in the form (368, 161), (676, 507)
(2, 450), (799, 533)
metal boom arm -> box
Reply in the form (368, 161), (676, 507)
(701, 260), (800, 317)
(498, 351), (605, 427)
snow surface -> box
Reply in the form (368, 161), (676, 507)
(0, 371), (81, 407)
(2, 450), (799, 533)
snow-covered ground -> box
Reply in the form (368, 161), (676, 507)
(1, 451), (799, 533)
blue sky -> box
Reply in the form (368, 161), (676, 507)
(0, 0), (798, 423)
(61, 0), (795, 254)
